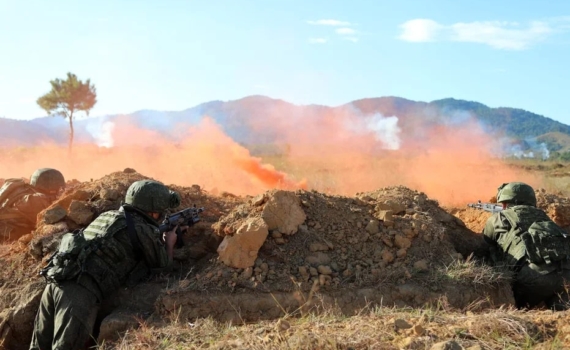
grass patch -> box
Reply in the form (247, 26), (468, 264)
(439, 255), (513, 287)
(97, 303), (570, 350)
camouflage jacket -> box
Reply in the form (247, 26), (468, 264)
(483, 205), (570, 273)
(0, 184), (54, 239)
(76, 204), (170, 301)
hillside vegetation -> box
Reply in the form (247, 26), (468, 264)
(2, 96), (570, 156)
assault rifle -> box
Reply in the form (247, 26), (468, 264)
(467, 200), (503, 213)
(159, 205), (204, 248)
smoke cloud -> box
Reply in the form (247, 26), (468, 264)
(0, 107), (541, 206)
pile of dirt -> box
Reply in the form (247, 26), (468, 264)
(535, 188), (570, 230)
(0, 169), (245, 350)
(157, 186), (511, 324)
(0, 175), (520, 349)
(449, 208), (492, 234)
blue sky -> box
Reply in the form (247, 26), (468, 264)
(1, 0), (569, 123)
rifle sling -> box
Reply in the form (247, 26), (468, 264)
(122, 207), (144, 261)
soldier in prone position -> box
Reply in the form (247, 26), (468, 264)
(0, 168), (65, 240)
(30, 180), (182, 350)
(483, 182), (570, 310)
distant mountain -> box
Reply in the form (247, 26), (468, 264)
(1, 95), (568, 157)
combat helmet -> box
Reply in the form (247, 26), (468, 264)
(125, 180), (181, 213)
(30, 168), (65, 194)
(496, 182), (536, 207)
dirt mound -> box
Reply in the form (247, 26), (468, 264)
(450, 208), (493, 234)
(0, 169), (246, 350)
(0, 176), (518, 349)
(535, 188), (570, 230)
(157, 186), (510, 324)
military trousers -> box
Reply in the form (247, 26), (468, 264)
(514, 263), (570, 310)
(29, 281), (99, 350)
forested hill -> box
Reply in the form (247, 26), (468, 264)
(428, 98), (570, 138)
(1, 95), (569, 154)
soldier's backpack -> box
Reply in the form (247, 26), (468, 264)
(0, 178), (31, 209)
(40, 207), (144, 285)
(500, 210), (570, 266)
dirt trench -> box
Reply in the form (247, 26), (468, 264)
(9, 172), (568, 348)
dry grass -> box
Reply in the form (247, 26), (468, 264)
(97, 302), (570, 350)
(438, 255), (513, 287)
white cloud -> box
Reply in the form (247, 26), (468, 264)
(450, 21), (551, 50)
(336, 27), (357, 35)
(307, 19), (351, 26)
(398, 19), (443, 42)
(398, 18), (557, 50)
(308, 38), (328, 44)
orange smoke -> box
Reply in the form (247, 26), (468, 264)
(234, 103), (541, 205)
(0, 117), (305, 195)
(0, 107), (542, 206)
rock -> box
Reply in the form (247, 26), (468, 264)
(394, 235), (411, 249)
(100, 188), (120, 201)
(381, 250), (395, 263)
(97, 311), (140, 343)
(123, 168), (136, 173)
(67, 200), (94, 225)
(309, 267), (318, 276)
(48, 190), (91, 214)
(317, 265), (332, 275)
(365, 220), (380, 234)
(376, 210), (393, 222)
(430, 340), (464, 350)
(217, 218), (269, 268)
(305, 252), (331, 266)
(17, 234), (33, 246)
(414, 195), (426, 206)
(276, 319), (290, 332)
(241, 267), (253, 279)
(414, 260), (429, 271)
(377, 201), (406, 215)
(261, 191), (306, 235)
(0, 285), (43, 350)
(413, 324), (425, 336)
(274, 237), (286, 245)
(298, 266), (310, 281)
(382, 236), (394, 247)
(309, 242), (329, 252)
(43, 206), (67, 224)
(396, 248), (407, 258)
(394, 318), (412, 330)
(271, 231), (283, 239)
(252, 194), (267, 206)
(319, 274), (331, 285)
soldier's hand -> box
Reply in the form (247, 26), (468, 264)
(164, 227), (177, 250)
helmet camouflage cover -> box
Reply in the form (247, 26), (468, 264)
(30, 168), (65, 194)
(496, 182), (537, 207)
(125, 180), (181, 213)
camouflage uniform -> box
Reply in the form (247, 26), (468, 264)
(30, 180), (179, 350)
(483, 182), (570, 309)
(0, 185), (55, 239)
(0, 169), (65, 240)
